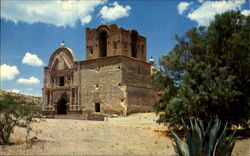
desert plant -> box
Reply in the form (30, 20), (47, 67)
(171, 119), (236, 156)
(0, 92), (41, 145)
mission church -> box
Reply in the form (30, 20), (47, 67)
(42, 24), (157, 118)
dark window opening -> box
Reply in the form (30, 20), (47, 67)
(89, 46), (93, 54)
(59, 76), (65, 86)
(95, 103), (100, 112)
(57, 98), (67, 114)
(131, 31), (138, 58)
(99, 31), (107, 57)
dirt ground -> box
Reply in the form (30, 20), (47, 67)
(0, 113), (249, 155)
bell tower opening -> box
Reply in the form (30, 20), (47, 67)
(99, 31), (107, 57)
(57, 98), (67, 114)
(131, 31), (138, 58)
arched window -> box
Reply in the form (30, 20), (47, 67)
(131, 31), (138, 58)
(99, 31), (107, 57)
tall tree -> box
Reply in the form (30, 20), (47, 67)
(154, 11), (250, 129)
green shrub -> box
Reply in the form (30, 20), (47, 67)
(0, 92), (41, 145)
(171, 119), (236, 156)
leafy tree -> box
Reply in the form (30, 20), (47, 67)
(154, 11), (250, 129)
(0, 92), (41, 145)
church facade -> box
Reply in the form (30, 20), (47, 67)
(42, 24), (157, 117)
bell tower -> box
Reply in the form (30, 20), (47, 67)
(86, 24), (147, 62)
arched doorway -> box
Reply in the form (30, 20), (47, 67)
(57, 98), (67, 114)
(99, 31), (107, 57)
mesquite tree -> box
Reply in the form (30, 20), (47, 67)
(153, 11), (250, 129)
(0, 92), (41, 145)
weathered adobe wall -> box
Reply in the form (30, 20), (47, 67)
(126, 86), (157, 114)
(86, 24), (146, 62)
(120, 57), (156, 114)
(74, 56), (156, 116)
(121, 57), (152, 88)
(77, 57), (127, 116)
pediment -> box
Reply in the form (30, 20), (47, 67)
(48, 47), (76, 70)
(51, 56), (71, 71)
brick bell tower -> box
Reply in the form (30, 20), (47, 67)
(85, 24), (147, 62)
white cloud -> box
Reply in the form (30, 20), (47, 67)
(26, 88), (34, 92)
(98, 1), (131, 22)
(81, 15), (92, 24)
(178, 2), (191, 15)
(0, 64), (20, 81)
(197, 0), (204, 3)
(241, 10), (250, 16)
(187, 1), (245, 26)
(17, 76), (40, 84)
(1, 0), (104, 27)
(8, 89), (21, 93)
(22, 52), (44, 66)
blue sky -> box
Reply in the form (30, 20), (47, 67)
(1, 0), (249, 96)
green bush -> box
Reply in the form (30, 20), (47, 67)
(0, 92), (41, 145)
(171, 119), (236, 156)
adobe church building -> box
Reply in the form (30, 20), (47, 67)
(42, 24), (157, 118)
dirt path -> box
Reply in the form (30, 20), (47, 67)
(0, 113), (249, 155)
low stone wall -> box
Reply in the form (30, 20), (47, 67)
(54, 114), (88, 120)
(44, 114), (106, 121)
(87, 114), (106, 121)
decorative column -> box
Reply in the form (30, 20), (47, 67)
(70, 90), (72, 111)
(54, 77), (56, 86)
(49, 91), (52, 106)
(43, 90), (46, 109)
(74, 89), (77, 105)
